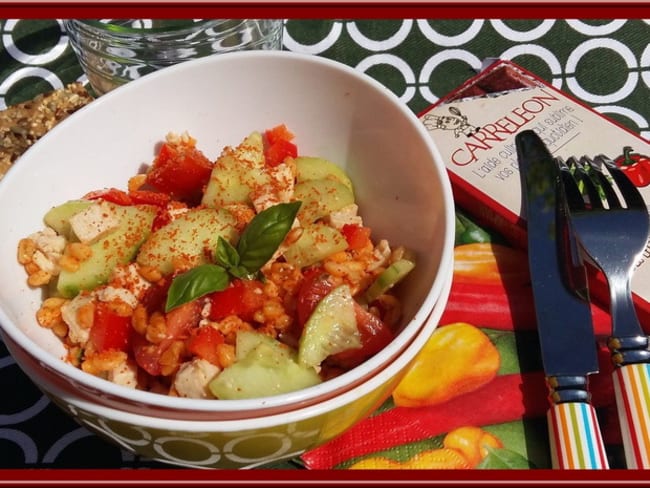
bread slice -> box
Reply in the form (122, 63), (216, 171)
(0, 83), (93, 178)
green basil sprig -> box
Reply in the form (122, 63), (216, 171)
(237, 201), (301, 273)
(165, 201), (301, 312)
(165, 264), (229, 312)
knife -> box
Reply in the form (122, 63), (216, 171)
(516, 129), (609, 469)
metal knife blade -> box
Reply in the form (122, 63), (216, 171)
(516, 130), (598, 378)
(516, 129), (608, 469)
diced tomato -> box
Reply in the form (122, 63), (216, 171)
(83, 188), (133, 206)
(264, 124), (298, 167)
(128, 190), (171, 207)
(131, 299), (201, 376)
(139, 277), (172, 312)
(295, 267), (336, 327)
(130, 332), (162, 376)
(165, 300), (203, 339)
(145, 141), (213, 203)
(186, 326), (225, 365)
(265, 138), (298, 167)
(208, 279), (265, 322)
(327, 305), (394, 369)
(151, 208), (173, 232)
(88, 302), (132, 353)
(265, 124), (295, 145)
(341, 224), (372, 251)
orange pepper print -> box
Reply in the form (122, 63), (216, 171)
(392, 322), (500, 407)
(347, 426), (503, 469)
(443, 425), (503, 467)
(453, 242), (529, 286)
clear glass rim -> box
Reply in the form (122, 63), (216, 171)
(68, 19), (261, 35)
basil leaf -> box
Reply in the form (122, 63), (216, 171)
(237, 201), (301, 273)
(229, 265), (253, 279)
(216, 236), (240, 268)
(165, 264), (229, 312)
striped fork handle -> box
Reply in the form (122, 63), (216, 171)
(612, 363), (650, 468)
(608, 336), (650, 468)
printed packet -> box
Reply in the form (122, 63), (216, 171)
(419, 59), (650, 328)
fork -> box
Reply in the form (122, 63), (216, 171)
(560, 154), (650, 468)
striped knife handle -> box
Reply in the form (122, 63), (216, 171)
(546, 375), (609, 469)
(547, 402), (609, 469)
(612, 363), (650, 468)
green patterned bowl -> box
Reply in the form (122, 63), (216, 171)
(0, 51), (454, 424)
(9, 270), (451, 468)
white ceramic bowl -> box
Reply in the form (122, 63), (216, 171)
(10, 268), (453, 469)
(0, 51), (455, 420)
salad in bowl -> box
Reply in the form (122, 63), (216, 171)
(17, 124), (415, 401)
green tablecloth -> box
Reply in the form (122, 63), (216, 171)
(1, 18), (649, 471)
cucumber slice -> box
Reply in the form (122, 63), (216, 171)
(364, 258), (415, 303)
(136, 207), (238, 275)
(298, 284), (361, 369)
(43, 199), (94, 240)
(56, 204), (158, 298)
(208, 332), (321, 399)
(201, 131), (269, 208)
(293, 179), (355, 224)
(295, 156), (354, 193)
(234, 330), (292, 361)
(283, 223), (347, 268)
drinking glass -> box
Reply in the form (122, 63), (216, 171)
(64, 19), (284, 96)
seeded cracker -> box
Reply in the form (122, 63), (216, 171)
(0, 83), (93, 179)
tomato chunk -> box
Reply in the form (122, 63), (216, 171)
(265, 124), (295, 145)
(264, 124), (298, 167)
(265, 138), (298, 167)
(89, 302), (132, 353)
(128, 189), (171, 207)
(296, 267), (336, 327)
(165, 300), (202, 339)
(187, 326), (225, 365)
(209, 279), (265, 322)
(327, 305), (394, 369)
(341, 224), (372, 251)
(131, 300), (201, 376)
(145, 140), (213, 203)
(83, 188), (133, 206)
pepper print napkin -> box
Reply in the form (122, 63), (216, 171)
(301, 211), (625, 470)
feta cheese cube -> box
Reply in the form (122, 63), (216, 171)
(69, 201), (119, 244)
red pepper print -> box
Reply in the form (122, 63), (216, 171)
(615, 146), (650, 187)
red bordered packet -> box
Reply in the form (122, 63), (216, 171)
(419, 58), (650, 331)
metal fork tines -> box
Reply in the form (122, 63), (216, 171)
(559, 154), (650, 468)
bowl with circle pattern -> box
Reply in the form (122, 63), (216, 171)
(0, 51), (455, 422)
